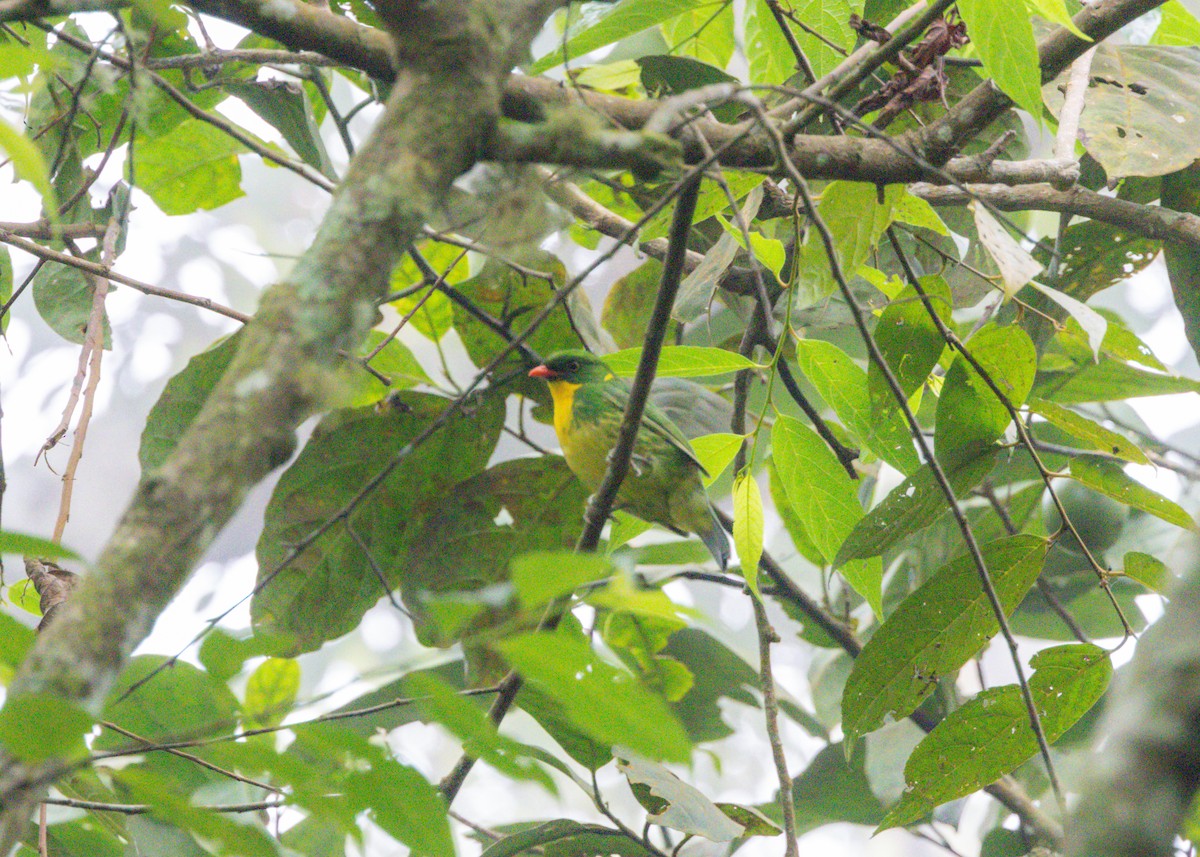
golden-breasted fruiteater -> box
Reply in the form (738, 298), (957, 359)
(529, 350), (730, 569)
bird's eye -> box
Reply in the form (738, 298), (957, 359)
(567, 360), (579, 372)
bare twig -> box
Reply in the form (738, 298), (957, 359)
(752, 597), (798, 857)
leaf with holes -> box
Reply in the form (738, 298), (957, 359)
(841, 535), (1049, 752)
(881, 643), (1111, 829)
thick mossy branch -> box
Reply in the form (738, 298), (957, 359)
(0, 0), (565, 848)
(490, 112), (682, 181)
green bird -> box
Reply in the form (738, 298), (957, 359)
(529, 350), (730, 569)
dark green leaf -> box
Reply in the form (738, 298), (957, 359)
(881, 643), (1111, 829)
(795, 183), (902, 305)
(1162, 162), (1200, 364)
(140, 333), (240, 472)
(480, 821), (651, 857)
(496, 627), (692, 762)
(935, 324), (1036, 467)
(224, 79), (334, 179)
(602, 259), (674, 348)
(834, 444), (1000, 567)
(252, 393), (503, 654)
(637, 55), (740, 122)
(662, 628), (758, 743)
(1069, 456), (1196, 530)
(842, 535), (1050, 750)
(789, 743), (885, 834)
(401, 456), (588, 648)
(32, 255), (111, 347)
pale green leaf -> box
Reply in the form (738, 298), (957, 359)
(733, 471), (764, 595)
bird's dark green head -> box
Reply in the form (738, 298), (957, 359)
(528, 350), (613, 385)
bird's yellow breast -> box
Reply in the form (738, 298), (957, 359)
(546, 379), (581, 445)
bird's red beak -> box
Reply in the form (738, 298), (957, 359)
(529, 365), (556, 379)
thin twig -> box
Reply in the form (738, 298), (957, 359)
(0, 230), (249, 322)
(752, 597), (798, 857)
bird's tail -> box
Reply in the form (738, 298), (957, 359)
(700, 506), (731, 571)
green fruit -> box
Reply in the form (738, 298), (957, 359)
(1043, 480), (1127, 556)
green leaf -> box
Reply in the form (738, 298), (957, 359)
(0, 693), (93, 762)
(224, 79), (334, 179)
(618, 754), (744, 841)
(511, 551), (614, 609)
(892, 189), (949, 236)
(0, 115), (57, 211)
(957, 0), (1043, 119)
(96, 657), (240, 754)
(1035, 356), (1200, 403)
(773, 415), (881, 615)
(138, 118), (245, 215)
(0, 613), (35, 677)
(789, 743), (885, 834)
(1044, 45), (1200, 178)
(603, 259), (675, 349)
(0, 530), (81, 561)
(480, 821), (652, 857)
(253, 394), (504, 654)
(841, 535), (1050, 751)
(733, 470), (764, 595)
(689, 433), (744, 486)
(406, 673), (555, 790)
(1123, 551), (1172, 595)
(606, 345), (759, 378)
(746, 0), (855, 83)
(243, 657), (300, 730)
(1068, 456), (1197, 530)
(881, 643), (1111, 829)
(935, 324), (1036, 467)
(660, 4), (735, 67)
(1026, 397), (1147, 464)
(796, 183), (902, 305)
(1152, 1), (1200, 46)
(638, 55), (740, 122)
(716, 803), (781, 837)
(529, 0), (715, 73)
(117, 769), (279, 857)
(662, 628), (759, 743)
(31, 255), (110, 347)
(401, 456), (589, 649)
(794, 339), (918, 474)
(197, 629), (286, 683)
(496, 627), (692, 762)
(1162, 162), (1200, 364)
(140, 333), (240, 472)
(834, 444), (1000, 567)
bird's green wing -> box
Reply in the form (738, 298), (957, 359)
(596, 380), (709, 476)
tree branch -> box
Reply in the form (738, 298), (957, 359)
(0, 1), (565, 848)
